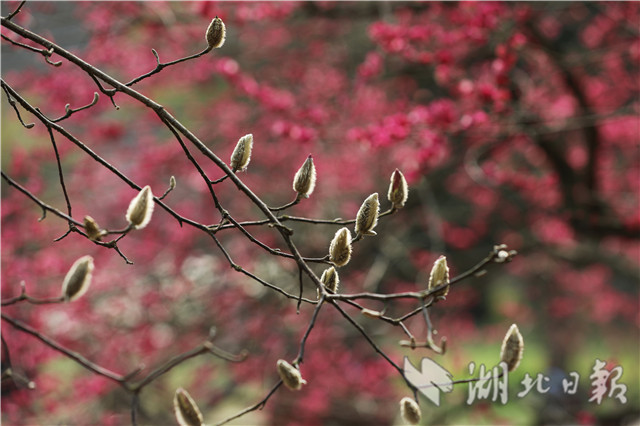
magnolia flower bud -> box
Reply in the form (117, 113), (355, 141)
(230, 134), (253, 172)
(428, 255), (449, 298)
(83, 215), (103, 241)
(169, 175), (177, 191)
(205, 16), (226, 49)
(500, 324), (524, 372)
(329, 227), (352, 267)
(173, 388), (204, 426)
(388, 168), (408, 209)
(399, 397), (421, 425)
(293, 155), (316, 198)
(126, 185), (154, 230)
(277, 359), (307, 391)
(320, 266), (339, 293)
(355, 193), (380, 236)
(62, 255), (94, 302)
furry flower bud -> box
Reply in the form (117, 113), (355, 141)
(277, 359), (307, 391)
(320, 267), (339, 293)
(62, 255), (94, 302)
(355, 193), (380, 236)
(83, 215), (103, 241)
(230, 134), (253, 172)
(205, 16), (226, 49)
(173, 388), (204, 426)
(428, 255), (449, 298)
(126, 185), (154, 230)
(500, 324), (524, 372)
(399, 397), (421, 425)
(169, 175), (177, 191)
(388, 168), (408, 209)
(293, 155), (316, 198)
(329, 227), (352, 267)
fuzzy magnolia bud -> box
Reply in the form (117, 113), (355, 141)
(126, 185), (154, 230)
(320, 267), (339, 293)
(388, 168), (408, 209)
(173, 388), (204, 426)
(205, 16), (226, 49)
(169, 175), (177, 191)
(230, 134), (253, 172)
(428, 255), (450, 298)
(329, 227), (352, 267)
(277, 359), (307, 391)
(61, 255), (94, 302)
(83, 215), (103, 241)
(500, 324), (524, 372)
(293, 155), (316, 198)
(355, 193), (380, 236)
(399, 397), (421, 425)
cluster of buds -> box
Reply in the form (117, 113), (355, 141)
(126, 185), (154, 230)
(500, 324), (524, 372)
(61, 255), (94, 302)
(492, 244), (518, 263)
(276, 359), (307, 391)
(173, 388), (204, 426)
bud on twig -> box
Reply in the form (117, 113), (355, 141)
(169, 175), (177, 191)
(126, 185), (154, 230)
(173, 388), (204, 426)
(293, 155), (316, 198)
(276, 359), (307, 391)
(388, 168), (408, 209)
(230, 134), (253, 172)
(320, 266), (339, 293)
(83, 215), (104, 241)
(399, 397), (421, 425)
(500, 324), (524, 372)
(329, 227), (352, 267)
(355, 193), (380, 236)
(61, 255), (94, 302)
(428, 255), (450, 298)
(205, 16), (226, 50)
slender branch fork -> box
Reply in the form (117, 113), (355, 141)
(1, 5), (518, 425)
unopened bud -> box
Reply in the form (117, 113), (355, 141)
(293, 155), (316, 198)
(388, 168), (408, 209)
(277, 359), (307, 391)
(230, 134), (253, 172)
(62, 255), (94, 302)
(320, 267), (339, 293)
(355, 193), (380, 236)
(329, 227), (352, 267)
(83, 215), (103, 241)
(399, 397), (421, 425)
(500, 324), (524, 372)
(205, 16), (226, 49)
(173, 388), (204, 426)
(361, 308), (382, 319)
(169, 175), (177, 190)
(126, 185), (154, 230)
(428, 255), (449, 298)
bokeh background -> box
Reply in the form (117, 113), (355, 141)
(2, 2), (639, 425)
